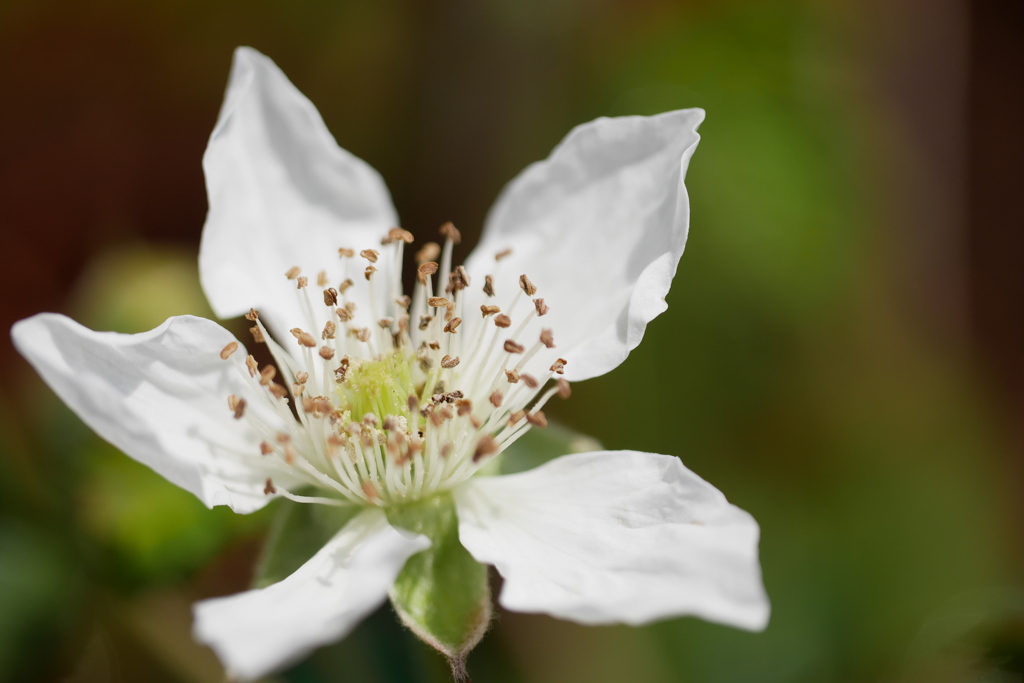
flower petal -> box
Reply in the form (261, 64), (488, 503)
(463, 110), (704, 382)
(193, 508), (430, 681)
(454, 450), (769, 630)
(11, 313), (291, 513)
(200, 46), (398, 335)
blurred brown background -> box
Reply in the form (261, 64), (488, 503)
(1, 0), (1022, 681)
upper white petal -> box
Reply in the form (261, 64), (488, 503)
(193, 508), (429, 681)
(454, 450), (769, 630)
(200, 46), (398, 337)
(11, 313), (288, 513)
(463, 110), (704, 382)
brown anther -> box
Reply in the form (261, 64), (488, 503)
(296, 276), (308, 289)
(443, 317), (462, 334)
(290, 371), (306, 385)
(440, 355), (460, 368)
(557, 378), (572, 398)
(439, 221), (461, 244)
(382, 416), (399, 431)
(259, 365), (276, 386)
(292, 382), (306, 396)
(362, 413), (379, 428)
(219, 341), (239, 360)
(264, 478), (276, 495)
(249, 326), (265, 343)
(361, 481), (379, 500)
(395, 295), (411, 310)
(375, 318), (392, 331)
(534, 298), (550, 317)
(489, 390), (504, 408)
(540, 328), (555, 348)
(283, 446), (297, 464)
(232, 397), (247, 420)
(428, 296), (449, 308)
(521, 374), (539, 389)
(441, 442), (454, 458)
(338, 247), (355, 258)
(276, 433), (292, 444)
(354, 328), (371, 343)
(473, 435), (499, 462)
(317, 270), (329, 287)
(319, 346), (336, 360)
(505, 369), (520, 383)
(519, 274), (537, 296)
(227, 394), (240, 411)
(259, 441), (273, 455)
(418, 315), (433, 330)
(429, 408), (445, 427)
(417, 261), (439, 284)
(428, 340), (441, 350)
(364, 265), (377, 280)
(334, 364), (348, 384)
(408, 395), (420, 412)
(245, 308), (259, 321)
(384, 227), (414, 244)
(447, 266), (470, 293)
(504, 339), (526, 354)
(322, 321), (337, 340)
(291, 328), (317, 348)
(338, 278), (354, 294)
(245, 355), (259, 377)
(323, 288), (339, 306)
(285, 266), (301, 280)
(456, 399), (473, 416)
(494, 314), (512, 328)
(444, 302), (455, 321)
(336, 307), (352, 322)
(495, 247), (513, 261)
(416, 242), (440, 264)
(268, 383), (288, 400)
(327, 434), (345, 451)
(551, 358), (567, 374)
(483, 275), (495, 297)
(360, 249), (380, 263)
(527, 410), (548, 427)
(481, 305), (500, 317)
(509, 410), (526, 426)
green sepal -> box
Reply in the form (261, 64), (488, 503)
(252, 497), (360, 588)
(386, 493), (490, 680)
(490, 418), (603, 475)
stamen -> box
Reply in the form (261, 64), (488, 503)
(220, 342), (238, 360)
(285, 266), (301, 280)
(519, 274), (537, 296)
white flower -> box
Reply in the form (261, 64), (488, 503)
(12, 47), (769, 681)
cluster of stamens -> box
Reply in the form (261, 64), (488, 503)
(218, 223), (570, 507)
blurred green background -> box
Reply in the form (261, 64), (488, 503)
(2, 0), (1023, 681)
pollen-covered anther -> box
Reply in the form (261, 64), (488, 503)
(317, 270), (329, 287)
(495, 248), (513, 261)
(495, 314), (512, 329)
(444, 317), (462, 334)
(259, 365), (276, 386)
(268, 383), (288, 400)
(481, 305), (500, 317)
(285, 266), (301, 280)
(249, 326), (265, 343)
(440, 354), (460, 368)
(360, 249), (379, 263)
(259, 441), (273, 455)
(428, 340), (441, 351)
(339, 278), (354, 294)
(296, 276), (308, 289)
(428, 296), (450, 308)
(291, 328), (317, 348)
(219, 341), (238, 360)
(334, 363), (348, 384)
(245, 355), (259, 377)
(508, 410), (526, 427)
(444, 303), (455, 322)
(456, 399), (473, 416)
(557, 378), (571, 398)
(489, 390), (504, 408)
(283, 446), (297, 464)
(326, 434), (344, 453)
(323, 288), (339, 306)
(418, 315), (433, 331)
(447, 266), (470, 293)
(228, 395), (247, 420)
(364, 265), (377, 281)
(504, 339), (526, 354)
(338, 247), (355, 258)
(521, 374), (539, 389)
(319, 346), (336, 360)
(264, 478), (276, 495)
(416, 242), (440, 264)
(295, 371), (309, 384)
(505, 369), (520, 384)
(417, 261), (439, 284)
(322, 321), (336, 340)
(395, 295), (411, 310)
(534, 299), (550, 317)
(519, 274), (537, 296)
(245, 308), (259, 321)
(483, 275), (495, 297)
(473, 435), (499, 462)
(439, 221), (462, 244)
(353, 328), (372, 343)
(336, 307), (352, 323)
(540, 329), (555, 348)
(527, 410), (548, 427)
(551, 357), (568, 374)
(383, 227), (415, 245)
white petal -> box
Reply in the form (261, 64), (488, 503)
(193, 508), (429, 681)
(463, 110), (704, 382)
(11, 313), (290, 513)
(200, 46), (398, 336)
(454, 450), (769, 630)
